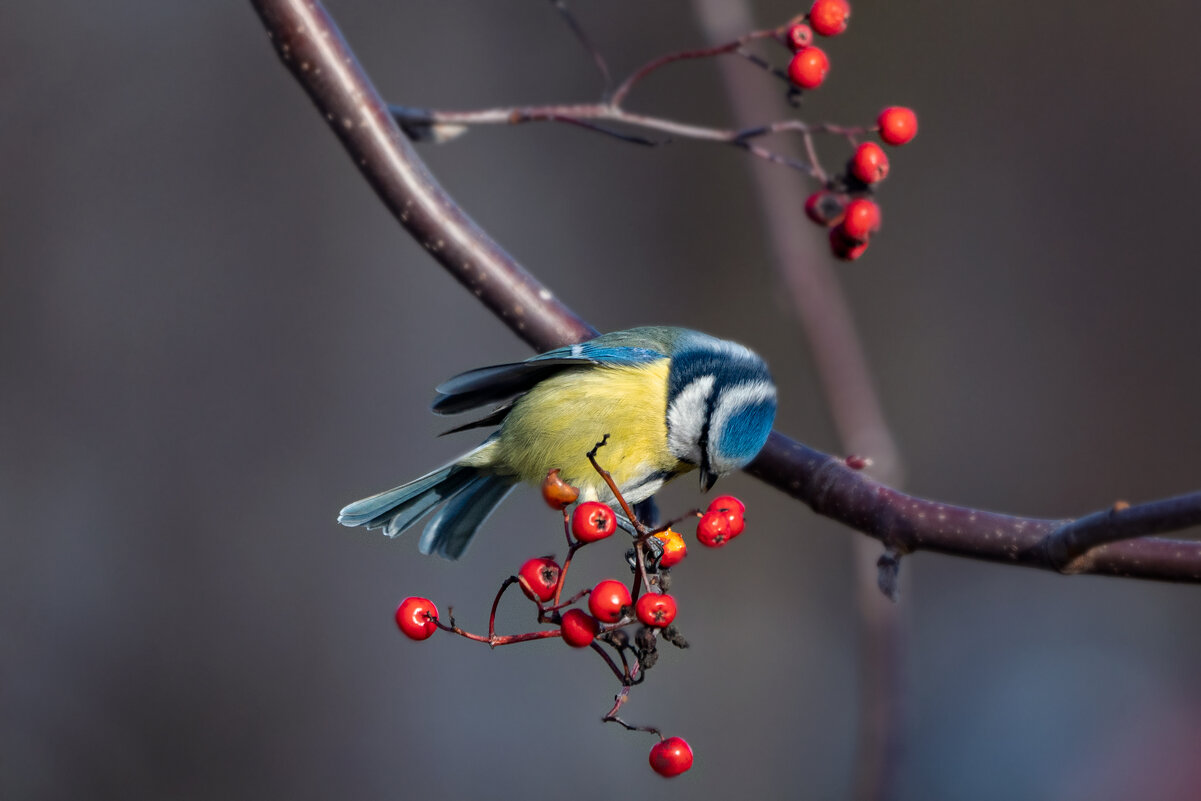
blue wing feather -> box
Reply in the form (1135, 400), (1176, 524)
(418, 475), (516, 559)
(432, 334), (670, 416)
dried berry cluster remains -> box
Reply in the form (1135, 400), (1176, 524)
(393, 441), (752, 778)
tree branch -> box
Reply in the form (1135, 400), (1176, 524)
(249, 0), (1201, 584)
(1045, 492), (1201, 573)
(387, 14), (870, 182)
(248, 0), (595, 351)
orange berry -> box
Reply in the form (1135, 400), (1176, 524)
(652, 529), (688, 568)
(540, 469), (579, 510)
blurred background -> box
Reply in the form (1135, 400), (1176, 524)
(4, 1), (1201, 799)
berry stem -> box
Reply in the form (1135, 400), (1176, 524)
(608, 24), (789, 108)
(735, 47), (794, 85)
(586, 436), (645, 535)
(432, 616), (566, 646)
(543, 587), (590, 615)
(629, 540), (651, 603)
(602, 686), (663, 738)
(584, 438), (654, 600)
(548, 0), (612, 97)
(649, 510), (703, 535)
(489, 576), (519, 641)
(551, 541), (584, 607)
(561, 507), (572, 550)
(590, 641), (629, 684)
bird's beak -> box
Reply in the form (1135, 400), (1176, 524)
(700, 468), (719, 493)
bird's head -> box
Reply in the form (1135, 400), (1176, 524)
(664, 334), (777, 492)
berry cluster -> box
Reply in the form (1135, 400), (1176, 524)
(390, 1), (918, 263)
(780, 1), (918, 260)
(393, 443), (754, 778)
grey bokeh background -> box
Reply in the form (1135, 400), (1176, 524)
(4, 1), (1201, 799)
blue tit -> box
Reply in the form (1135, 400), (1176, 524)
(338, 326), (777, 559)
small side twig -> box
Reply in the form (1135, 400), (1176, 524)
(549, 0), (612, 97)
(590, 640), (628, 684)
(489, 576), (519, 641)
(1046, 491), (1201, 573)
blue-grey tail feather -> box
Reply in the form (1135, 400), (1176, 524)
(338, 463), (477, 536)
(418, 475), (515, 560)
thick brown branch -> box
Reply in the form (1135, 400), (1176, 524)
(248, 0), (595, 352)
(250, 0), (1201, 584)
(747, 435), (1201, 582)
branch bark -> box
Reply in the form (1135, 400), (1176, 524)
(248, 0), (1201, 584)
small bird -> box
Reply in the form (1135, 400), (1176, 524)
(338, 327), (777, 559)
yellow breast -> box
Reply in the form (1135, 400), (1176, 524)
(462, 359), (687, 501)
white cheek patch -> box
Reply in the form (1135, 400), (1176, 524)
(708, 380), (778, 473)
(666, 375), (715, 463)
(708, 340), (755, 361)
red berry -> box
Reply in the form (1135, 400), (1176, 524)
(785, 23), (813, 50)
(809, 0), (851, 36)
(850, 142), (889, 184)
(588, 579), (632, 623)
(395, 596), (438, 641)
(707, 495), (745, 516)
(841, 198), (881, 242)
(571, 501), (617, 542)
(787, 46), (829, 90)
(804, 190), (846, 227)
(649, 737), (694, 777)
(829, 225), (869, 261)
(877, 106), (918, 146)
(540, 469), (580, 510)
(517, 557), (561, 603)
(636, 593), (678, 628)
(560, 608), (600, 647)
(696, 511), (734, 548)
(706, 496), (746, 538)
(652, 529), (688, 568)
(717, 510), (745, 538)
